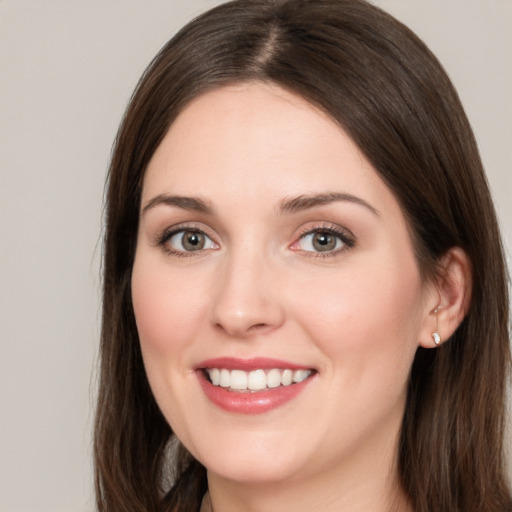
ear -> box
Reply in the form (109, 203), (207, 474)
(418, 247), (472, 349)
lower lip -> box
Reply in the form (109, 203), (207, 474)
(197, 371), (314, 414)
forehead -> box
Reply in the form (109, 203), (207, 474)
(142, 82), (394, 216)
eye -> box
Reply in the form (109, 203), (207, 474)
(293, 227), (354, 254)
(166, 229), (216, 253)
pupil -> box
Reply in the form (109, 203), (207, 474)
(183, 231), (204, 251)
(188, 234), (199, 245)
(313, 232), (335, 251)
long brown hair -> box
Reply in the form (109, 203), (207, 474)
(94, 1), (512, 510)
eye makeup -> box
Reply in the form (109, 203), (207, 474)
(152, 220), (356, 260)
(154, 222), (219, 257)
(291, 222), (356, 259)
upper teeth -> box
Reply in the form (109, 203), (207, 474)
(206, 368), (312, 391)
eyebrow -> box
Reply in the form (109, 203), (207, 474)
(141, 194), (214, 215)
(141, 191), (379, 217)
(278, 192), (380, 216)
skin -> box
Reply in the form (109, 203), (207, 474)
(131, 82), (457, 512)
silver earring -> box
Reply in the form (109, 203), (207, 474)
(432, 305), (442, 346)
(432, 305), (442, 347)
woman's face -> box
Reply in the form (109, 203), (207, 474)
(132, 83), (436, 486)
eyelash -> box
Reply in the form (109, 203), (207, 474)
(156, 223), (216, 258)
(293, 224), (356, 258)
(155, 223), (356, 258)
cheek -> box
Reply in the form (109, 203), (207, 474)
(293, 254), (424, 378)
(130, 254), (211, 437)
(131, 255), (208, 365)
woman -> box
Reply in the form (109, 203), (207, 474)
(94, 0), (512, 511)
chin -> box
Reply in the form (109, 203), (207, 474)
(204, 454), (306, 484)
(185, 429), (310, 484)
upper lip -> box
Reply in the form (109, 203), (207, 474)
(196, 357), (314, 371)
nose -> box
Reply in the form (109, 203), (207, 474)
(210, 250), (286, 339)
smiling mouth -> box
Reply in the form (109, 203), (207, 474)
(203, 368), (314, 392)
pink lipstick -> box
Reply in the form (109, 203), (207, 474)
(196, 357), (316, 414)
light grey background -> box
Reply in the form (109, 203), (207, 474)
(0, 1), (510, 511)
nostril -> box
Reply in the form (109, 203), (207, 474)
(246, 322), (274, 334)
(210, 292), (286, 338)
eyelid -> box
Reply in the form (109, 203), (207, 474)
(153, 221), (355, 258)
(290, 222), (356, 256)
(155, 222), (219, 255)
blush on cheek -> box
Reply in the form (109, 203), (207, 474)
(303, 263), (422, 358)
(131, 261), (209, 359)
(131, 266), (175, 354)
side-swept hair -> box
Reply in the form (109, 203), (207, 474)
(95, 1), (511, 510)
